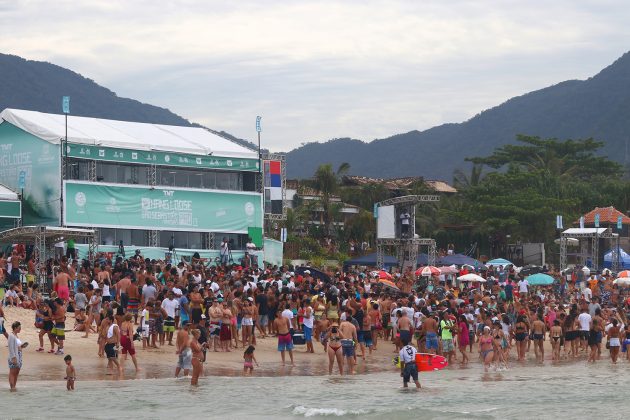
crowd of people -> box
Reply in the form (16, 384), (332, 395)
(2, 249), (630, 391)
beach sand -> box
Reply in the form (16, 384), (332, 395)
(0, 306), (398, 381)
(0, 306), (582, 383)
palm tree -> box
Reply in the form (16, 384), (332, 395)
(453, 163), (484, 190)
(310, 162), (350, 236)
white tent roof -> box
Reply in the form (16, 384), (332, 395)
(562, 228), (608, 235)
(0, 184), (18, 201)
(0, 108), (257, 159)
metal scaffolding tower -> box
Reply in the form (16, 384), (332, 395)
(559, 227), (619, 272)
(375, 195), (439, 271)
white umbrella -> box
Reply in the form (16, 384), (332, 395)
(613, 277), (630, 286)
(581, 266), (591, 275)
(457, 273), (487, 283)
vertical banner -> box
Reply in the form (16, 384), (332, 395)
(579, 216), (585, 229)
(594, 213), (600, 228)
(618, 215), (623, 230)
(62, 96), (70, 114)
(263, 159), (283, 215)
(556, 215), (563, 229)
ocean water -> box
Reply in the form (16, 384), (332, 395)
(3, 361), (628, 419)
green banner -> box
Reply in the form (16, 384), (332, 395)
(0, 123), (60, 227)
(64, 181), (262, 233)
(67, 144), (259, 172)
(0, 200), (21, 218)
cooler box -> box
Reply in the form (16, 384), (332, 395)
(292, 333), (306, 345)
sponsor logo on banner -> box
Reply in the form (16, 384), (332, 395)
(105, 197), (120, 213)
(164, 155), (170, 163)
(132, 152), (138, 160)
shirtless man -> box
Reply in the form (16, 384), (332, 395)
(339, 313), (359, 374)
(126, 279), (141, 324)
(117, 273), (131, 310)
(396, 310), (413, 352)
(53, 268), (72, 304)
(422, 312), (439, 354)
(52, 298), (67, 355)
(273, 309), (294, 365)
(208, 300), (223, 351)
(175, 322), (192, 377)
(531, 313), (546, 363)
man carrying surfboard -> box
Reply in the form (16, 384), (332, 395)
(399, 337), (421, 388)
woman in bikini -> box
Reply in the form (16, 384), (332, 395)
(563, 311), (579, 358)
(513, 315), (529, 362)
(550, 319), (562, 361)
(492, 322), (508, 370)
(607, 318), (621, 364)
(189, 328), (205, 386)
(479, 326), (494, 372)
(325, 322), (345, 375)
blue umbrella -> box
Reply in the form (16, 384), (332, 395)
(486, 258), (512, 266)
(526, 273), (554, 286)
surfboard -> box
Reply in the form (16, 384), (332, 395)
(416, 353), (448, 371)
(393, 353), (448, 371)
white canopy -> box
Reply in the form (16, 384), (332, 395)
(561, 228), (608, 235)
(0, 184), (18, 201)
(0, 108), (257, 159)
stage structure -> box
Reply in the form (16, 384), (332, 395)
(559, 227), (619, 272)
(0, 108), (270, 260)
(0, 226), (96, 288)
(375, 195), (439, 271)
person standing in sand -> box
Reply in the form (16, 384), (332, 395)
(53, 266), (71, 304)
(120, 313), (140, 371)
(8, 321), (27, 391)
(104, 313), (122, 373)
(340, 313), (358, 374)
(273, 308), (294, 366)
(175, 322), (192, 377)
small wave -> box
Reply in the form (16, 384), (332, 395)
(292, 405), (369, 417)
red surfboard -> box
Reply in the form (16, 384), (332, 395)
(416, 353), (448, 371)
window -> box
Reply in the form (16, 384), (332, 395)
(131, 230), (147, 246)
(189, 173), (204, 188)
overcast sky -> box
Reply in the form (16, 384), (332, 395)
(2, 0), (630, 152)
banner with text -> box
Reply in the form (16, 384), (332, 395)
(64, 181), (262, 233)
(67, 144), (259, 172)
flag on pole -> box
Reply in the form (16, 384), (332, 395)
(556, 215), (563, 229)
(579, 216), (585, 229)
(618, 215), (623, 230)
(594, 213), (600, 228)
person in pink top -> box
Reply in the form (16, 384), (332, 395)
(457, 314), (469, 366)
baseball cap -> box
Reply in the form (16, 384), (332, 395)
(304, 270), (311, 274)
(247, 297), (254, 302)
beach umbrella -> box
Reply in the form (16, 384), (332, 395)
(613, 277), (630, 287)
(486, 258), (512, 267)
(415, 266), (440, 277)
(377, 278), (400, 291)
(526, 273), (554, 286)
(617, 270), (630, 278)
(438, 266), (458, 275)
(457, 273), (487, 283)
(378, 270), (393, 280)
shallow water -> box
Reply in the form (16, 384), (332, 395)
(3, 360), (629, 419)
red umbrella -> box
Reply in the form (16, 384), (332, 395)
(378, 270), (393, 280)
(415, 266), (440, 277)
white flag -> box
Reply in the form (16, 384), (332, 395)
(579, 216), (585, 229)
(556, 215), (563, 229)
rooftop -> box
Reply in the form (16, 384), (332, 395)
(0, 108), (257, 159)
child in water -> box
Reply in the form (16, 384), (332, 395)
(243, 345), (259, 376)
(64, 355), (75, 390)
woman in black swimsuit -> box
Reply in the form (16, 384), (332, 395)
(514, 315), (528, 362)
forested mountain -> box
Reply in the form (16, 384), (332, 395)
(286, 52), (630, 180)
